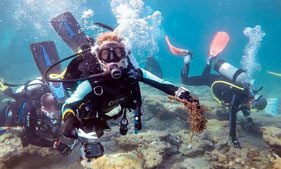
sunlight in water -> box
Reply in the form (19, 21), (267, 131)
(13, 0), (87, 37)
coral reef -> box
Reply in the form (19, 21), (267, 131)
(0, 128), (65, 169)
(114, 130), (173, 168)
(272, 157), (281, 169)
(0, 132), (23, 169)
(81, 153), (143, 169)
(261, 126), (281, 155)
(1, 85), (280, 169)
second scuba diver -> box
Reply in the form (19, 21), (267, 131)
(0, 78), (71, 155)
(166, 33), (267, 148)
(60, 32), (201, 158)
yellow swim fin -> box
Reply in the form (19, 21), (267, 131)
(267, 71), (281, 77)
(0, 78), (8, 91)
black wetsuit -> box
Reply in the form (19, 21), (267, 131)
(62, 58), (189, 139)
(181, 63), (252, 146)
(0, 80), (59, 148)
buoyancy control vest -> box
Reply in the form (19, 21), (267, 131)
(63, 48), (142, 137)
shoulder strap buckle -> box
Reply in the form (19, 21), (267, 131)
(93, 86), (103, 96)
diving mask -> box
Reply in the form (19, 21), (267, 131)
(97, 42), (128, 79)
(98, 44), (126, 63)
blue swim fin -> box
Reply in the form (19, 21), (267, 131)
(30, 41), (67, 103)
(51, 12), (91, 53)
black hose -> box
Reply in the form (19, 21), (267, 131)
(3, 80), (44, 88)
(94, 22), (114, 31)
(44, 49), (110, 83)
(3, 82), (25, 87)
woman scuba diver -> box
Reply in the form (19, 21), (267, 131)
(166, 33), (267, 148)
(58, 32), (201, 159)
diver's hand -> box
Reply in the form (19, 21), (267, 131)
(229, 136), (241, 149)
(246, 116), (253, 123)
(175, 87), (194, 102)
(175, 87), (202, 109)
(134, 107), (142, 133)
(54, 140), (72, 156)
(134, 115), (142, 130)
(244, 116), (257, 132)
(20, 136), (29, 147)
(63, 113), (80, 139)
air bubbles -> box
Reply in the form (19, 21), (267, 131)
(241, 25), (265, 81)
(82, 9), (94, 19)
(111, 0), (163, 60)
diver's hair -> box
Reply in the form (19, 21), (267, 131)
(40, 93), (60, 110)
(96, 32), (123, 46)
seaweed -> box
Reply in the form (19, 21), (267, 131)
(168, 95), (208, 136)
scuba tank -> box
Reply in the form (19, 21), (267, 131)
(214, 59), (247, 84)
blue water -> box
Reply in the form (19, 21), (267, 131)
(0, 0), (280, 98)
(0, 1), (281, 168)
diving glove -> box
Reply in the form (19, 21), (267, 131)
(20, 136), (29, 147)
(229, 136), (241, 149)
(84, 142), (104, 159)
(134, 106), (142, 134)
(54, 140), (72, 156)
(244, 116), (258, 133)
(175, 87), (199, 103)
(63, 112), (80, 139)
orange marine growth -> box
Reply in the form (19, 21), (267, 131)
(168, 96), (208, 134)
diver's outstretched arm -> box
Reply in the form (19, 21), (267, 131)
(62, 80), (91, 118)
(61, 80), (92, 138)
(140, 68), (178, 95)
(139, 68), (198, 102)
(241, 109), (256, 131)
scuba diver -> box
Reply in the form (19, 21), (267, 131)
(58, 31), (200, 158)
(0, 78), (71, 155)
(28, 12), (202, 159)
(144, 56), (163, 78)
(166, 32), (267, 148)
